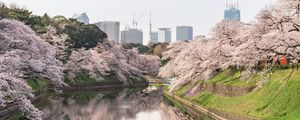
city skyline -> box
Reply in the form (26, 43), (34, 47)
(1, 0), (276, 44)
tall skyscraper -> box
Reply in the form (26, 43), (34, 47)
(224, 2), (241, 21)
(176, 26), (193, 41)
(150, 32), (158, 44)
(95, 21), (120, 43)
(72, 12), (89, 25)
(158, 28), (171, 43)
(121, 28), (143, 44)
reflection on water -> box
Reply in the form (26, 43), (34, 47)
(41, 87), (189, 120)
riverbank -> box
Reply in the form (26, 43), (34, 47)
(169, 68), (300, 120)
(61, 81), (148, 91)
(3, 84), (194, 120)
(61, 74), (152, 91)
(164, 91), (224, 120)
(1, 75), (151, 119)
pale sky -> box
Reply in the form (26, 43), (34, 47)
(1, 0), (277, 44)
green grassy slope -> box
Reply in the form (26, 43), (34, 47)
(207, 69), (258, 87)
(190, 69), (300, 120)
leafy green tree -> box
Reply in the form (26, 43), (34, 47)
(28, 15), (49, 33)
(63, 19), (107, 49)
(1, 4), (107, 50)
(8, 8), (32, 23)
(0, 4), (9, 19)
(29, 13), (51, 33)
(51, 15), (68, 34)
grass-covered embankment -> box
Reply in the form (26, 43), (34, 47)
(175, 68), (300, 120)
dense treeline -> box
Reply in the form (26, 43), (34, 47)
(160, 0), (300, 91)
(0, 3), (160, 120)
(0, 3), (107, 50)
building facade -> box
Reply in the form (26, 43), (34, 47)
(72, 12), (89, 25)
(95, 21), (120, 43)
(224, 5), (241, 21)
(176, 26), (193, 41)
(121, 28), (143, 44)
(158, 28), (171, 43)
(150, 32), (158, 44)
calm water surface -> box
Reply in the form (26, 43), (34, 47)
(40, 86), (190, 120)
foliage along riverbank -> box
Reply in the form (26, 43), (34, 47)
(0, 4), (160, 119)
(159, 0), (300, 119)
(3, 85), (149, 120)
(1, 75), (151, 120)
(169, 67), (300, 120)
(26, 73), (150, 93)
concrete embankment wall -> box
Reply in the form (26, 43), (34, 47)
(185, 81), (256, 97)
(204, 83), (256, 96)
(164, 91), (227, 120)
(164, 91), (259, 120)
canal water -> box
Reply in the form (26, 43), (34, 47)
(40, 86), (193, 120)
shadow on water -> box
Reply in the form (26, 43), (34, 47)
(39, 86), (191, 120)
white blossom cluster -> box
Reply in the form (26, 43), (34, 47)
(66, 41), (160, 84)
(0, 19), (65, 119)
(0, 17), (161, 119)
(40, 26), (69, 61)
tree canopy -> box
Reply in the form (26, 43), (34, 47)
(0, 19), (65, 120)
(160, 0), (300, 91)
(0, 4), (108, 50)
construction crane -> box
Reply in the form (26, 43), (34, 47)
(149, 12), (152, 45)
(132, 13), (143, 29)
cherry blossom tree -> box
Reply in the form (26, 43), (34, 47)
(160, 0), (300, 91)
(40, 26), (69, 61)
(0, 19), (64, 119)
(159, 20), (245, 90)
(66, 40), (160, 84)
(234, 0), (300, 69)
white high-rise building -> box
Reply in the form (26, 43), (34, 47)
(158, 28), (171, 43)
(72, 12), (89, 25)
(95, 21), (120, 43)
(121, 28), (143, 44)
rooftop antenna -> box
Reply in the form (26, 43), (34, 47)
(133, 13), (135, 29)
(149, 12), (152, 44)
(226, 0), (228, 9)
(237, 0), (239, 9)
(149, 12), (152, 33)
(121, 20), (130, 30)
(136, 14), (143, 29)
(233, 1), (236, 9)
(135, 20), (138, 29)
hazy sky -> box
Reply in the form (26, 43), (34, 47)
(1, 0), (277, 43)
